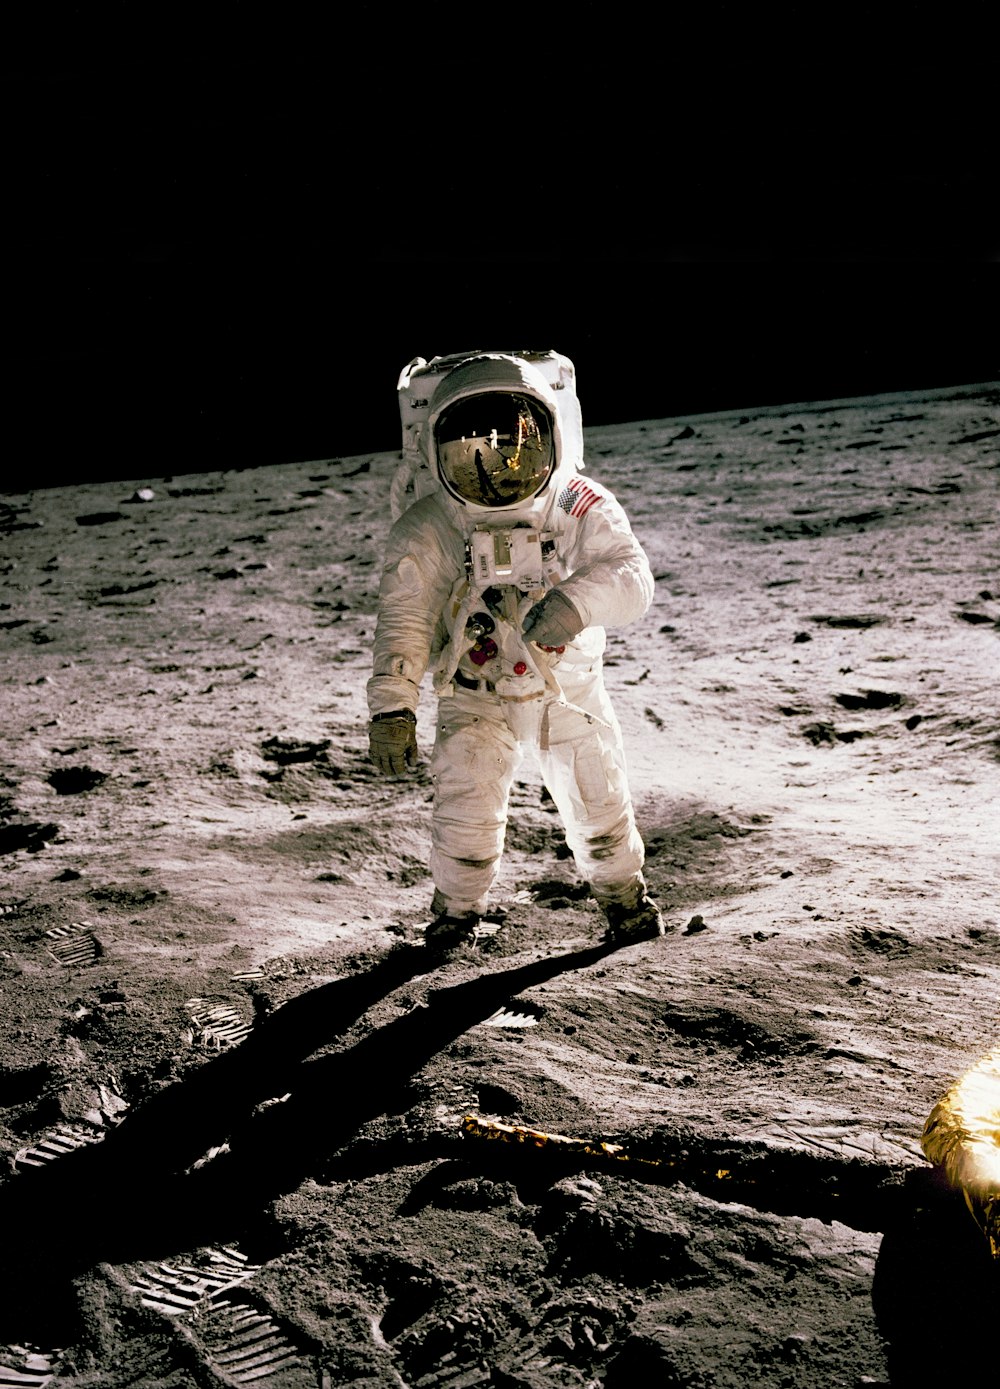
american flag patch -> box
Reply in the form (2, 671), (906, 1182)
(557, 477), (601, 518)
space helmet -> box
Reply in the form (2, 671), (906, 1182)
(434, 391), (555, 509)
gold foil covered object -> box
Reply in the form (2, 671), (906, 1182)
(921, 1044), (1000, 1258)
(461, 1115), (661, 1170)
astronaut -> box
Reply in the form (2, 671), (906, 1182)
(367, 351), (665, 951)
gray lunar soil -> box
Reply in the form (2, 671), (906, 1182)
(1, 380), (998, 1388)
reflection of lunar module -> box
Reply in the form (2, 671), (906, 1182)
(922, 1044), (1000, 1257)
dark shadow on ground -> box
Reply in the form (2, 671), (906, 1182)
(0, 938), (622, 1340)
(872, 1166), (999, 1384)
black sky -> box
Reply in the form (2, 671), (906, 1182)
(6, 4), (997, 487)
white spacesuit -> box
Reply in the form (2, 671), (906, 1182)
(367, 351), (664, 949)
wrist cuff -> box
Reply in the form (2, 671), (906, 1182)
(370, 709), (416, 724)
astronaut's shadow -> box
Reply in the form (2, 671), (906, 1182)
(0, 936), (621, 1338)
(872, 1166), (999, 1384)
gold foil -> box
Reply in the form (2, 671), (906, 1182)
(921, 1045), (1000, 1258)
(461, 1115), (661, 1170)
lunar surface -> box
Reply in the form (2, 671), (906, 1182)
(1, 379), (998, 1387)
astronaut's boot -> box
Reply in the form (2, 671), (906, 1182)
(597, 881), (667, 943)
(424, 889), (480, 952)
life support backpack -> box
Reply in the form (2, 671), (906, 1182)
(391, 348), (582, 522)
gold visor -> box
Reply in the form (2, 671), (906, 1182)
(435, 393), (554, 507)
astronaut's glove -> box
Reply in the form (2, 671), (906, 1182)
(369, 709), (418, 776)
(522, 588), (585, 648)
